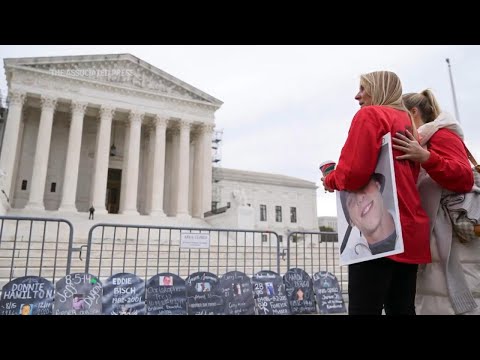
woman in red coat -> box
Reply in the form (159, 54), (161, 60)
(393, 89), (477, 315)
(322, 71), (430, 315)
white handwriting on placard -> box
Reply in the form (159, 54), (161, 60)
(65, 273), (91, 285)
(113, 277), (132, 285)
(3, 283), (52, 300)
(83, 283), (102, 308)
(56, 284), (78, 303)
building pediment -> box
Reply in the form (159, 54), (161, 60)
(4, 54), (222, 106)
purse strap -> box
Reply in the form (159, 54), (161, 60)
(465, 145), (480, 172)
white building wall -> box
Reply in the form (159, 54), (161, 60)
(213, 169), (318, 240)
(317, 216), (338, 232)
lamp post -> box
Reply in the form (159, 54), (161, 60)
(446, 58), (461, 123)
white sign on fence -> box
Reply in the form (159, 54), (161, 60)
(180, 233), (210, 249)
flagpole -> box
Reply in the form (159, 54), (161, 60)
(446, 58), (461, 123)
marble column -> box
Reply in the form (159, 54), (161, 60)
(149, 115), (167, 216)
(203, 124), (214, 213)
(192, 125), (205, 218)
(176, 120), (191, 218)
(25, 96), (57, 211)
(91, 106), (114, 214)
(58, 101), (87, 212)
(144, 125), (154, 214)
(168, 125), (180, 216)
(121, 110), (143, 215)
(119, 122), (130, 213)
(0, 90), (25, 208)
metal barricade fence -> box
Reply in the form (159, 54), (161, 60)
(287, 231), (348, 296)
(0, 218), (348, 301)
(86, 223), (282, 280)
(0, 215), (74, 291)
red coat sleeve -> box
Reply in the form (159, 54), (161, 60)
(324, 107), (386, 191)
(422, 129), (473, 193)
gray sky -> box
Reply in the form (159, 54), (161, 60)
(1, 45), (479, 217)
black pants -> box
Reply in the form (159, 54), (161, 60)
(348, 257), (418, 315)
(89, 212), (94, 220)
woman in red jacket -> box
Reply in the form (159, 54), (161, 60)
(322, 71), (430, 315)
(393, 89), (477, 315)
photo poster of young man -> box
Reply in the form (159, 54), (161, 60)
(336, 133), (404, 266)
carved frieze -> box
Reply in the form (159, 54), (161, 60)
(22, 60), (206, 102)
(13, 68), (217, 121)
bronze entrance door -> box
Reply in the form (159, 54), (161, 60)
(106, 168), (122, 214)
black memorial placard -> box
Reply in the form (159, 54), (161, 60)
(219, 271), (255, 315)
(0, 276), (54, 315)
(102, 273), (145, 315)
(54, 273), (103, 315)
(186, 271), (224, 315)
(283, 268), (316, 314)
(252, 270), (291, 315)
(312, 271), (346, 314)
(146, 273), (187, 315)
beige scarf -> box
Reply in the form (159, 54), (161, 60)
(418, 112), (464, 145)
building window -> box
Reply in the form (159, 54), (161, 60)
(261, 234), (268, 242)
(21, 180), (27, 190)
(227, 202), (231, 208)
(50, 182), (56, 193)
(212, 201), (218, 211)
(278, 235), (283, 243)
(322, 233), (338, 243)
(290, 207), (297, 223)
(260, 204), (267, 221)
(275, 206), (282, 222)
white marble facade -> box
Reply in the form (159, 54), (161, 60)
(211, 168), (318, 239)
(0, 54), (222, 217)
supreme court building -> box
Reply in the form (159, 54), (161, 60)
(0, 54), (223, 218)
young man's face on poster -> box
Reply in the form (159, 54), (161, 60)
(345, 177), (385, 238)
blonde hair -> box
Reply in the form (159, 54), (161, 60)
(360, 71), (417, 136)
(402, 89), (442, 124)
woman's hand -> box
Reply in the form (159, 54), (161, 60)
(321, 176), (334, 193)
(392, 130), (430, 163)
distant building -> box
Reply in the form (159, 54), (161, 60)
(208, 167), (318, 242)
(318, 216), (337, 232)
